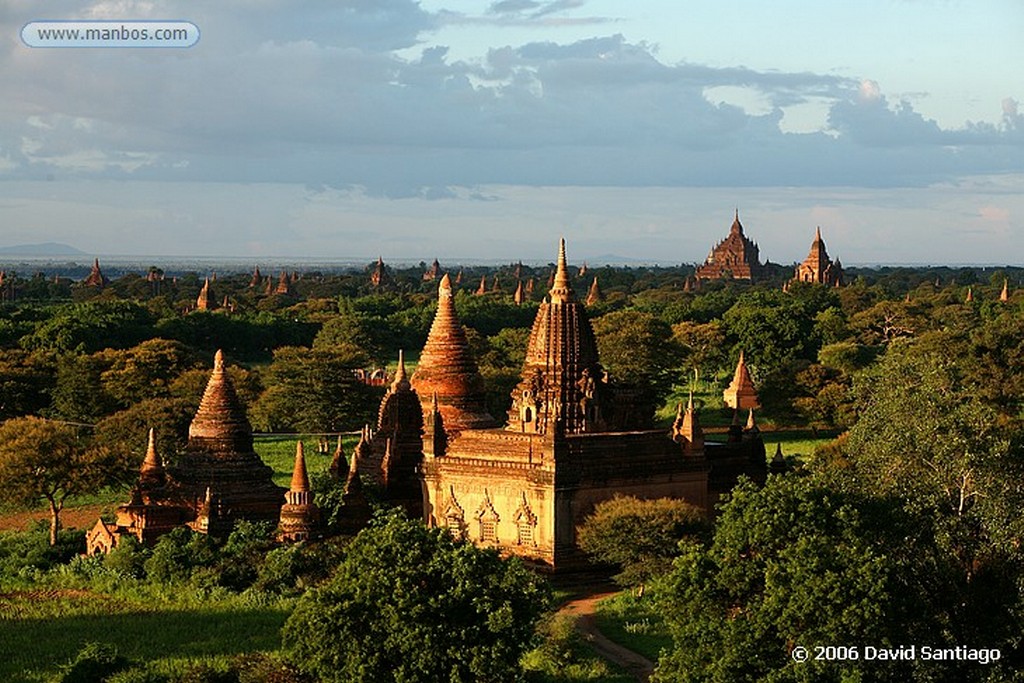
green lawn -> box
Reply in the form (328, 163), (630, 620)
(593, 592), (672, 665)
(0, 592), (288, 682)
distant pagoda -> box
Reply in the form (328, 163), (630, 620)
(83, 258), (108, 287)
(696, 211), (765, 281)
(723, 351), (760, 410)
(793, 227), (842, 287)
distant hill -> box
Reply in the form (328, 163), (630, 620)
(0, 242), (87, 256)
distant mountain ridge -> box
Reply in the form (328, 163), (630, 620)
(0, 242), (86, 256)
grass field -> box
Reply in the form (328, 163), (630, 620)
(594, 593), (672, 665)
(0, 590), (289, 682)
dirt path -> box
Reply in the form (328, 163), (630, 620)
(0, 504), (107, 533)
(559, 591), (656, 682)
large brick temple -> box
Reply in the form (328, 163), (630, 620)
(86, 351), (287, 554)
(793, 226), (843, 287)
(88, 241), (768, 570)
(695, 211), (766, 281)
(353, 240), (767, 570)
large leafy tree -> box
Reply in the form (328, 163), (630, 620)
(250, 344), (379, 433)
(577, 496), (707, 591)
(282, 511), (551, 683)
(653, 476), (1021, 683)
(592, 310), (683, 410)
(0, 349), (54, 420)
(0, 417), (132, 545)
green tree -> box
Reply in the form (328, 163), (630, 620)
(98, 338), (196, 408)
(19, 301), (155, 353)
(92, 397), (196, 461)
(721, 290), (814, 377)
(49, 352), (116, 423)
(577, 496), (707, 591)
(282, 510), (552, 683)
(654, 477), (975, 683)
(0, 349), (54, 419)
(251, 345), (378, 433)
(0, 417), (130, 544)
(592, 310), (682, 408)
(671, 320), (727, 384)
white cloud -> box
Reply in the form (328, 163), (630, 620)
(0, 1), (1020, 198)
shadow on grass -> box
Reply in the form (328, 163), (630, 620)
(0, 605), (287, 681)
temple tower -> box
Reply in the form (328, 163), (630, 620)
(275, 271), (293, 295)
(83, 258), (108, 287)
(373, 351), (425, 517)
(278, 442), (322, 541)
(793, 227), (843, 286)
(171, 350), (285, 531)
(196, 277), (213, 311)
(695, 211), (765, 281)
(723, 351), (760, 410)
(585, 276), (603, 306)
(370, 257), (390, 288)
(671, 392), (704, 454)
(411, 274), (496, 433)
(506, 239), (607, 435)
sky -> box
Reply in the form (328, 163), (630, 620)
(0, 0), (1022, 265)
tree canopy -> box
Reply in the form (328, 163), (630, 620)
(0, 417), (131, 545)
(282, 510), (552, 683)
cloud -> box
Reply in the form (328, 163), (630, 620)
(1, 2), (1021, 197)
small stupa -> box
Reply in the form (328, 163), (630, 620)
(278, 442), (322, 541)
(723, 351), (760, 410)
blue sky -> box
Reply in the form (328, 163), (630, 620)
(0, 0), (1021, 264)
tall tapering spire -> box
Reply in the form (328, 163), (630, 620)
(508, 238), (601, 434)
(586, 276), (603, 306)
(329, 435), (346, 479)
(391, 350), (410, 391)
(671, 390), (703, 452)
(187, 349), (253, 452)
(290, 441), (310, 493)
(138, 427), (165, 487)
(1001, 279), (1010, 302)
(411, 273), (495, 430)
(549, 237), (575, 304)
(141, 428), (162, 474)
(279, 440), (320, 541)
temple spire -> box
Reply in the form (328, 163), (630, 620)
(549, 237), (575, 304)
(141, 428), (162, 474)
(187, 349), (254, 451)
(586, 276), (603, 306)
(289, 441), (310, 493)
(1001, 279), (1010, 302)
(329, 435), (345, 480)
(724, 350), (760, 410)
(391, 350), (410, 391)
(411, 273), (495, 430)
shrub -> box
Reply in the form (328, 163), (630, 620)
(54, 642), (131, 683)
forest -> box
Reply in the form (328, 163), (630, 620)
(1, 258), (1023, 682)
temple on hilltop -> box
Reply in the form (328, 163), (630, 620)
(793, 227), (843, 287)
(696, 211), (765, 281)
(342, 239), (768, 571)
(86, 350), (287, 554)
